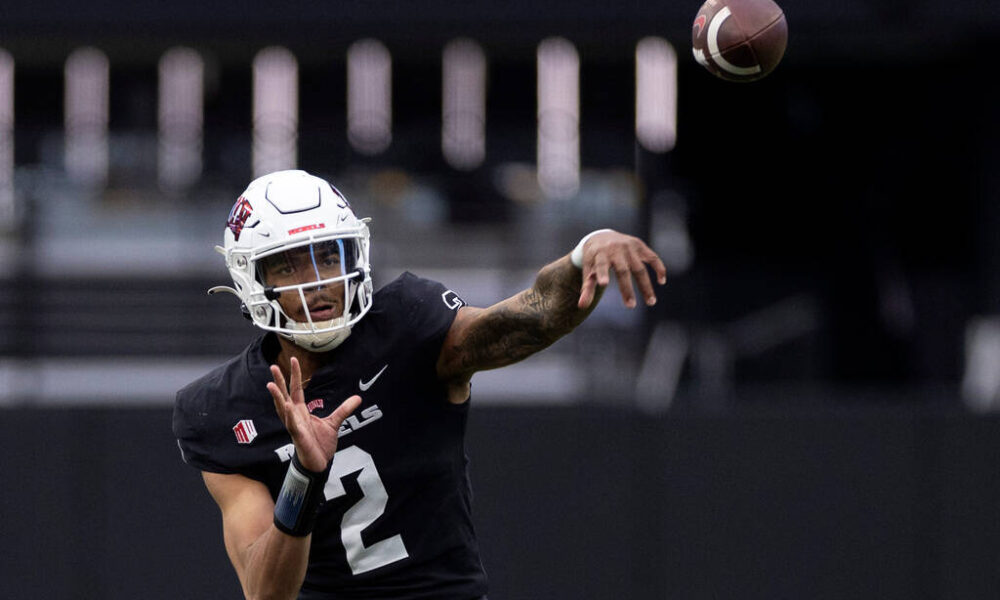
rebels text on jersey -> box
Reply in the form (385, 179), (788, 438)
(173, 273), (486, 600)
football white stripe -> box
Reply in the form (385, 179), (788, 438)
(707, 7), (762, 76)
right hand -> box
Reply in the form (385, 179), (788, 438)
(267, 357), (362, 472)
(577, 230), (667, 309)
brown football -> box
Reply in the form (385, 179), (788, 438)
(691, 0), (788, 82)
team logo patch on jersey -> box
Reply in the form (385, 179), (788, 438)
(227, 196), (254, 241)
(441, 290), (466, 310)
(306, 398), (325, 413)
(233, 419), (258, 444)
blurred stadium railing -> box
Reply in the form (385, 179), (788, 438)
(0, 0), (997, 410)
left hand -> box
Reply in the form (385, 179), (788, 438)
(577, 231), (667, 309)
(266, 357), (361, 472)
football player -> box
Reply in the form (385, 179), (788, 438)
(173, 169), (666, 600)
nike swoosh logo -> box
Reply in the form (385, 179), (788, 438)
(359, 365), (388, 391)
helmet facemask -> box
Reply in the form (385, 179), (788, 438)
(243, 234), (372, 352)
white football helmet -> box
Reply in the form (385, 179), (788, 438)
(210, 170), (373, 352)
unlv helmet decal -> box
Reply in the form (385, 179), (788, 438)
(227, 196), (254, 241)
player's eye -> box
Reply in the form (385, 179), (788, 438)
(262, 256), (295, 277)
(321, 253), (341, 267)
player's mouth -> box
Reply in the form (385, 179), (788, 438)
(305, 302), (340, 321)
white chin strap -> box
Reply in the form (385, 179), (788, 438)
(283, 317), (352, 352)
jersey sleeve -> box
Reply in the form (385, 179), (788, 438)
(172, 385), (238, 474)
(394, 272), (466, 360)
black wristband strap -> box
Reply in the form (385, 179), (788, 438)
(273, 453), (331, 537)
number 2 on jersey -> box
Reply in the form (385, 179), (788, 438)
(323, 445), (409, 574)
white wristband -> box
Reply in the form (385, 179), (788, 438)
(570, 229), (614, 269)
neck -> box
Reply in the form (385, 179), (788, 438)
(275, 336), (328, 386)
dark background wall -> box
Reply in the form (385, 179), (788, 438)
(2, 405), (999, 600)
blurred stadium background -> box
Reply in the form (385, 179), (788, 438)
(1, 0), (999, 598)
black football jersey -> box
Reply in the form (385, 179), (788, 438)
(173, 273), (487, 599)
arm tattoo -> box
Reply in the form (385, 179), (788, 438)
(452, 258), (604, 374)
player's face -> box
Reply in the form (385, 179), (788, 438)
(259, 241), (347, 323)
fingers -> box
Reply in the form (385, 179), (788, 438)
(269, 363), (288, 395)
(326, 395), (363, 429)
(266, 380), (283, 409)
(628, 251), (657, 307)
(268, 365), (287, 406)
(268, 359), (304, 401)
(580, 233), (667, 309)
(579, 249), (611, 308)
(267, 359), (308, 430)
(288, 357), (304, 402)
(642, 245), (668, 286)
(267, 378), (291, 429)
(612, 256), (637, 308)
(578, 273), (598, 308)
(592, 252), (611, 287)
